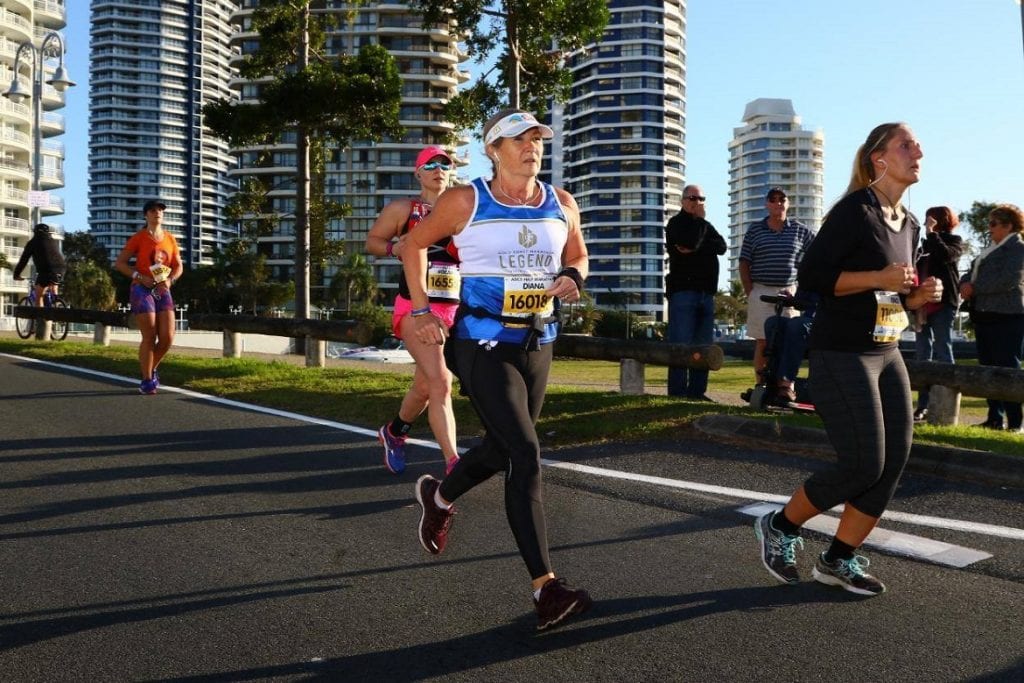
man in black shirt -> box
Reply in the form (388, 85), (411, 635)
(665, 184), (727, 399)
(13, 224), (66, 305)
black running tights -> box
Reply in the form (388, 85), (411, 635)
(439, 338), (553, 580)
(804, 347), (913, 518)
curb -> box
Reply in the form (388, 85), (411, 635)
(694, 414), (1024, 490)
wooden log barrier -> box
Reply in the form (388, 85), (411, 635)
(554, 333), (724, 371)
(187, 313), (373, 347)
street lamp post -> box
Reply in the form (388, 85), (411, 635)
(3, 32), (75, 227)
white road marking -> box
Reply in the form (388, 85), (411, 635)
(6, 353), (1022, 564)
(545, 459), (1024, 543)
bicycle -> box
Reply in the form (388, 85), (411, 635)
(15, 281), (70, 341)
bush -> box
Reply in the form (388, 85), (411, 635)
(351, 301), (392, 345)
(593, 309), (650, 340)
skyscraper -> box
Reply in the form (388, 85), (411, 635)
(227, 2), (469, 302)
(0, 0), (72, 320)
(88, 0), (238, 268)
(546, 0), (687, 320)
(727, 98), (824, 282)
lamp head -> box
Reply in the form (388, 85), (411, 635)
(47, 66), (75, 92)
(3, 79), (30, 104)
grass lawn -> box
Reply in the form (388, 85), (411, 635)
(2, 337), (1021, 457)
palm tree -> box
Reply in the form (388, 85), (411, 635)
(329, 253), (377, 312)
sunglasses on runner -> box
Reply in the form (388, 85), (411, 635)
(420, 161), (452, 171)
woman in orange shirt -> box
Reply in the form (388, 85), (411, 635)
(114, 200), (183, 394)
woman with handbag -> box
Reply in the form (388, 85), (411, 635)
(912, 206), (965, 423)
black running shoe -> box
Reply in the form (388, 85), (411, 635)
(415, 475), (454, 554)
(754, 511), (804, 584)
(812, 552), (886, 596)
(535, 578), (592, 631)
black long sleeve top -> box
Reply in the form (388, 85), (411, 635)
(664, 210), (727, 296)
(14, 234), (66, 280)
(916, 230), (964, 309)
(798, 188), (920, 352)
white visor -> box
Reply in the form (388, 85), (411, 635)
(483, 112), (554, 146)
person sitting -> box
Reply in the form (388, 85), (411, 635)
(763, 291), (818, 405)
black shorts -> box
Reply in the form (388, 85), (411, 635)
(34, 272), (64, 287)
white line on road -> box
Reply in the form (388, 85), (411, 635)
(7, 353), (1023, 558)
(544, 459), (1024, 543)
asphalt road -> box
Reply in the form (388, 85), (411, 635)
(1, 352), (1022, 682)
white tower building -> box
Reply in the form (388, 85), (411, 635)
(727, 98), (824, 282)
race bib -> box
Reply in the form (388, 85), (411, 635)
(873, 291), (909, 343)
(501, 275), (554, 322)
(150, 264), (171, 284)
(425, 262), (460, 300)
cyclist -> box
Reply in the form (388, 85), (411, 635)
(13, 223), (67, 305)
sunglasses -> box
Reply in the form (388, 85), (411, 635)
(685, 195), (706, 202)
(421, 161), (452, 171)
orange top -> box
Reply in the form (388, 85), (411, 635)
(124, 229), (181, 278)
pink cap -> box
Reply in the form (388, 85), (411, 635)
(415, 145), (453, 168)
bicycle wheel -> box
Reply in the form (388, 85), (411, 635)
(50, 297), (70, 341)
(15, 296), (34, 339)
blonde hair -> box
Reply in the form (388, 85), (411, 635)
(845, 122), (907, 194)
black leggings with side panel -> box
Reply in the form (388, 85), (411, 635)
(438, 337), (553, 579)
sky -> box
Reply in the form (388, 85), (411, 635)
(58, 1), (1023, 287)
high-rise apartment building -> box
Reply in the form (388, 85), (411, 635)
(0, 0), (71, 321)
(545, 0), (687, 319)
(726, 98), (824, 282)
(88, 0), (238, 268)
(227, 2), (469, 300)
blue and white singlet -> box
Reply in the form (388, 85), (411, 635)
(452, 177), (570, 346)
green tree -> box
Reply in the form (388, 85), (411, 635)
(715, 279), (748, 331)
(63, 260), (116, 310)
(958, 201), (998, 250)
(414, 0), (610, 127)
(62, 231), (110, 269)
(328, 252), (378, 312)
(203, 0), (403, 325)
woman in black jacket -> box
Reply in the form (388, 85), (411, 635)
(912, 206), (964, 422)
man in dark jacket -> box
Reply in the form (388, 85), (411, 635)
(665, 184), (727, 398)
(13, 224), (66, 306)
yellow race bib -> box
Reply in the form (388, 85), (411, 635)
(873, 291), (909, 343)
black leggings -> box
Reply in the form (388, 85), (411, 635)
(804, 347), (912, 518)
(439, 338), (553, 580)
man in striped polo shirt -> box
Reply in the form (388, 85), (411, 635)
(739, 187), (816, 384)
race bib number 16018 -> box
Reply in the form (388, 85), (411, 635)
(501, 275), (554, 318)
